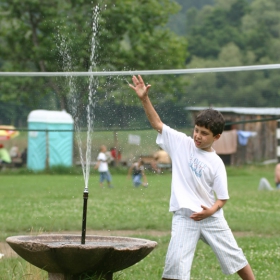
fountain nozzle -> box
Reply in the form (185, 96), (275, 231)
(81, 188), (89, 244)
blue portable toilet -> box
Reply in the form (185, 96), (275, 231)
(27, 110), (74, 171)
(27, 112), (47, 171)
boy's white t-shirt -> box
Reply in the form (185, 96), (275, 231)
(156, 124), (229, 217)
(97, 152), (108, 172)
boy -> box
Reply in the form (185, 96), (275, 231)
(129, 75), (255, 280)
(94, 145), (113, 188)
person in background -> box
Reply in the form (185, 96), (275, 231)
(105, 149), (114, 166)
(127, 158), (148, 187)
(275, 163), (280, 189)
(21, 148), (28, 165)
(0, 143), (12, 166)
(94, 145), (113, 188)
(152, 148), (171, 173)
(110, 147), (122, 166)
(9, 145), (20, 159)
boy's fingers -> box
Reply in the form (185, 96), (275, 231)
(133, 75), (140, 82)
(145, 85), (151, 93)
(138, 75), (144, 84)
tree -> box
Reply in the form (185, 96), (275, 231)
(167, 0), (214, 35)
(0, 0), (188, 127)
(182, 0), (280, 108)
(242, 0), (280, 62)
(187, 0), (248, 60)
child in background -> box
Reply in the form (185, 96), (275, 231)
(94, 145), (113, 188)
(127, 158), (148, 187)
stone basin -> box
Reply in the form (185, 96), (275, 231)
(6, 234), (157, 280)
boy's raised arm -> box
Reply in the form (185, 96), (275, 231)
(129, 75), (163, 134)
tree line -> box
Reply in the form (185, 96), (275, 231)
(0, 0), (279, 128)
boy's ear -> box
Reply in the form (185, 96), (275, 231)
(214, 134), (221, 141)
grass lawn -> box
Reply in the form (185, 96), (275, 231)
(0, 164), (280, 279)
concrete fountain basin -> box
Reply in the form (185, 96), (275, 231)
(6, 234), (157, 280)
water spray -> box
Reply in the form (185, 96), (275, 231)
(57, 5), (100, 245)
(80, 4), (100, 245)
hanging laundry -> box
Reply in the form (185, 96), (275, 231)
(212, 129), (237, 154)
(237, 130), (257, 146)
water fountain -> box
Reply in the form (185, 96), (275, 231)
(6, 5), (157, 279)
(6, 234), (157, 280)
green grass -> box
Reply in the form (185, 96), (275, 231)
(0, 172), (171, 238)
(0, 164), (280, 279)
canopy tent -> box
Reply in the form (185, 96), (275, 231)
(0, 125), (20, 140)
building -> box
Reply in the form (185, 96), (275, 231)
(185, 107), (280, 165)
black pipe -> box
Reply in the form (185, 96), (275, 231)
(81, 189), (89, 244)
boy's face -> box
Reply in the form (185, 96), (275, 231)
(193, 125), (220, 152)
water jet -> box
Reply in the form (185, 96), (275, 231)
(6, 4), (157, 279)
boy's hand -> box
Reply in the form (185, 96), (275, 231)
(129, 75), (151, 100)
(190, 200), (226, 221)
(190, 205), (213, 221)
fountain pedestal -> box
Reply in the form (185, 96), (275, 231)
(6, 234), (157, 280)
(48, 272), (113, 280)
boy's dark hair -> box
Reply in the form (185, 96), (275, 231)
(195, 109), (225, 136)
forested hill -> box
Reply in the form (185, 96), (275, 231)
(168, 0), (280, 109)
(168, 0), (214, 35)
